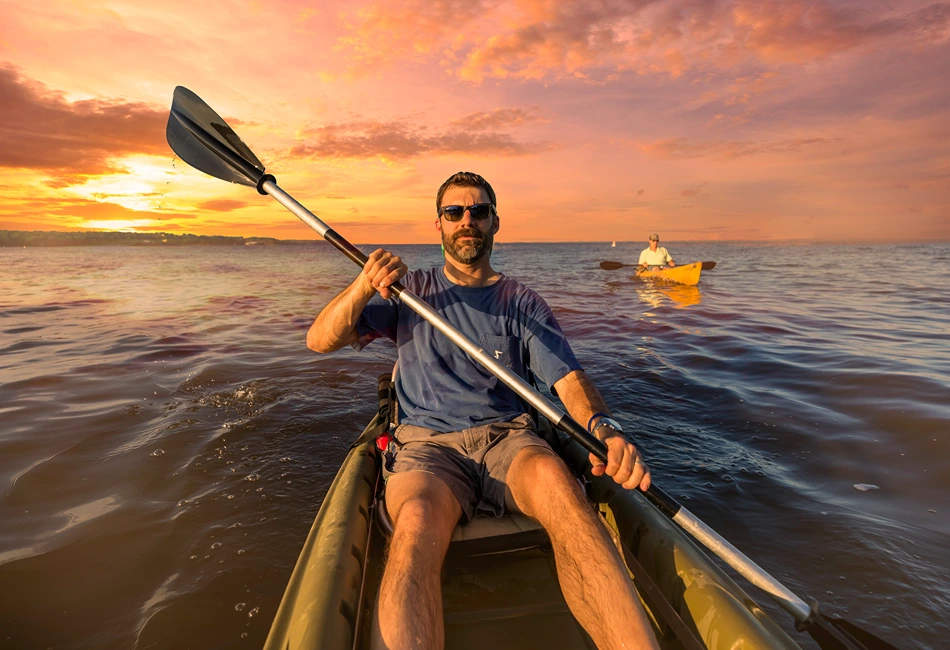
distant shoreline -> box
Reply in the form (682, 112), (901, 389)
(0, 230), (314, 247)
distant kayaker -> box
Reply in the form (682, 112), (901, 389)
(308, 172), (660, 650)
(638, 233), (675, 270)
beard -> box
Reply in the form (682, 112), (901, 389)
(442, 225), (493, 264)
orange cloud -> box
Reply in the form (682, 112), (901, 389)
(335, 0), (487, 74)
(197, 199), (252, 212)
(454, 1), (636, 83)
(0, 65), (167, 180)
(0, 194), (195, 233)
(638, 136), (836, 160)
(449, 107), (548, 130)
(290, 119), (556, 160)
(730, 0), (950, 64)
(335, 0), (950, 83)
(46, 200), (191, 221)
(680, 182), (708, 197)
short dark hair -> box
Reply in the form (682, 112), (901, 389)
(436, 172), (497, 212)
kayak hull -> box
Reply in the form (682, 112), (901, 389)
(264, 389), (801, 650)
(636, 262), (702, 285)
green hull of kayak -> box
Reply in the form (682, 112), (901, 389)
(263, 388), (801, 650)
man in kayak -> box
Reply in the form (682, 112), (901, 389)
(308, 172), (660, 650)
(638, 233), (675, 270)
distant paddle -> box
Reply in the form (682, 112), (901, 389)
(165, 87), (895, 650)
(600, 260), (717, 271)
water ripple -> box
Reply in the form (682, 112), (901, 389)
(0, 242), (947, 649)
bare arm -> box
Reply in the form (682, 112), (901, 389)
(552, 369), (610, 435)
(552, 369), (651, 490)
(306, 249), (407, 353)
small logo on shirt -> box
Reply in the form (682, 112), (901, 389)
(494, 350), (503, 359)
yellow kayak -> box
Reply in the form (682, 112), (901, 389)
(635, 262), (702, 285)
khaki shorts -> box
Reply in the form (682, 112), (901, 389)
(381, 413), (551, 522)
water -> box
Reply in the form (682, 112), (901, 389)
(1, 242), (948, 649)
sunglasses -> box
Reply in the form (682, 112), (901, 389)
(438, 203), (495, 222)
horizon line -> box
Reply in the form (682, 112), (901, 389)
(3, 228), (949, 245)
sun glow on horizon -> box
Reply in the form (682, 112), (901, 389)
(65, 155), (177, 213)
(79, 219), (163, 231)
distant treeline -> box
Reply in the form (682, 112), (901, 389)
(0, 230), (313, 247)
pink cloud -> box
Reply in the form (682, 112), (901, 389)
(638, 136), (836, 160)
(680, 182), (708, 197)
(289, 119), (557, 160)
(449, 107), (548, 130)
(335, 0), (950, 83)
(731, 1), (950, 64)
(0, 65), (168, 178)
(334, 0), (490, 75)
(197, 199), (252, 212)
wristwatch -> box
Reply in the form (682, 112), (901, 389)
(593, 416), (624, 435)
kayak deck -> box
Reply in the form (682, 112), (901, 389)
(263, 382), (802, 650)
(635, 262), (702, 285)
(368, 495), (594, 648)
(445, 550), (588, 648)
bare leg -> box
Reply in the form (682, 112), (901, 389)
(506, 447), (660, 650)
(371, 471), (463, 650)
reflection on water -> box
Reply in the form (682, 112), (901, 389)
(633, 279), (703, 309)
(662, 285), (701, 307)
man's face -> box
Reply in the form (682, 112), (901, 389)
(437, 185), (498, 264)
(649, 238), (659, 250)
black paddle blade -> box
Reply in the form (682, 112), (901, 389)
(806, 611), (900, 650)
(166, 86), (266, 188)
(600, 261), (628, 270)
(701, 261), (717, 270)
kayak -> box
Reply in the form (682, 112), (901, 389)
(263, 374), (801, 650)
(635, 262), (702, 286)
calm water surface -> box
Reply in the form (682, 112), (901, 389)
(1, 242), (948, 649)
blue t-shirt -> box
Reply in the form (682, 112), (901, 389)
(354, 266), (582, 432)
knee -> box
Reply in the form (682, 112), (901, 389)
(511, 449), (586, 517)
(392, 497), (437, 533)
(531, 452), (574, 486)
(389, 493), (459, 542)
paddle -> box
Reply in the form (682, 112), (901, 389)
(600, 260), (717, 271)
(165, 86), (897, 650)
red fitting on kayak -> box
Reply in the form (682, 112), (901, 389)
(376, 433), (391, 451)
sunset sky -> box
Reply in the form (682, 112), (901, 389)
(1, 0), (948, 242)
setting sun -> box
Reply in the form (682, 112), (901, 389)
(66, 155), (176, 213)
